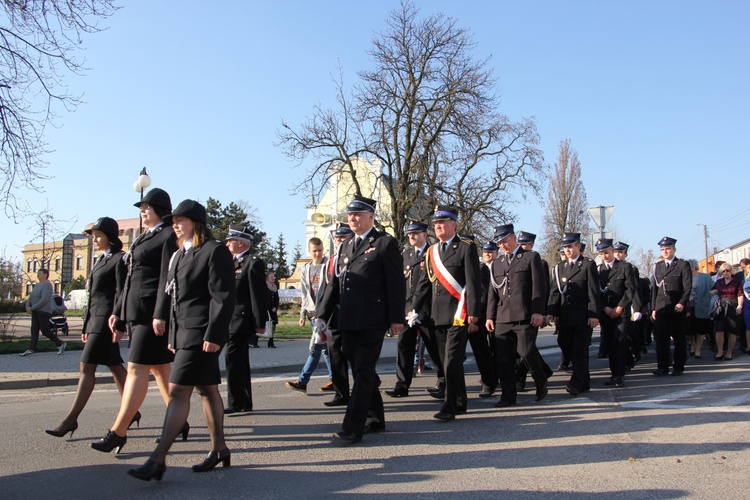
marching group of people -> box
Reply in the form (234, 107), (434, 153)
(40, 189), (748, 481)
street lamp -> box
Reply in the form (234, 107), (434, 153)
(134, 167), (152, 233)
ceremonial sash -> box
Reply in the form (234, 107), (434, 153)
(428, 244), (467, 326)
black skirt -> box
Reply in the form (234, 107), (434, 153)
(127, 321), (175, 365)
(170, 347), (221, 386)
(80, 332), (123, 366)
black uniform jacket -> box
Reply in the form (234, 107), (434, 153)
(650, 258), (692, 315)
(548, 256), (601, 326)
(83, 250), (126, 334)
(486, 247), (547, 324)
(598, 259), (641, 313)
(116, 225), (178, 323)
(315, 228), (405, 331)
(412, 235), (482, 328)
(229, 252), (268, 334)
(404, 246), (433, 326)
(157, 240), (236, 349)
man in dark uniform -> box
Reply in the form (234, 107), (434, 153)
(514, 231), (554, 391)
(385, 221), (443, 398)
(412, 205), (482, 421)
(486, 224), (549, 407)
(613, 241), (647, 361)
(315, 196), (404, 443)
(320, 225), (353, 407)
(596, 238), (640, 388)
(467, 241), (498, 399)
(547, 232), (600, 397)
(650, 236), (692, 376)
(224, 225), (268, 414)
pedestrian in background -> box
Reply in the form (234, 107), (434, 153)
(20, 268), (66, 356)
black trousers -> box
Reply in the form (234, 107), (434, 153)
(394, 323), (443, 391)
(329, 329), (350, 401)
(341, 329), (385, 435)
(557, 323), (593, 392)
(433, 324), (468, 414)
(495, 322), (547, 402)
(654, 310), (687, 371)
(225, 332), (252, 410)
(468, 324), (497, 391)
(29, 311), (62, 350)
(600, 315), (629, 378)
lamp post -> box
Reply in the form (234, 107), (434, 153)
(133, 167), (152, 234)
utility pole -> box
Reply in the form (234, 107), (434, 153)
(697, 223), (709, 272)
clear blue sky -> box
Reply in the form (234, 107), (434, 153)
(1, 0), (747, 263)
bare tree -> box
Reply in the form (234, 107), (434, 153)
(277, 1), (544, 244)
(0, 0), (117, 217)
(631, 247), (656, 278)
(25, 203), (77, 281)
(540, 139), (590, 263)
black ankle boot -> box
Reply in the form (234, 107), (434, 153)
(91, 430), (127, 454)
(192, 448), (231, 472)
(127, 459), (166, 481)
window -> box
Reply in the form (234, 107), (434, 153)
(27, 259), (31, 272)
(26, 282), (32, 295)
(33, 259), (38, 272)
(76, 254), (83, 271)
(55, 257), (61, 272)
(53, 281), (60, 295)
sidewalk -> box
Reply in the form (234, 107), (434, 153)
(0, 318), (564, 391)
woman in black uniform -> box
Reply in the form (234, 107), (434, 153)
(91, 188), (178, 453)
(128, 200), (235, 481)
(46, 217), (128, 438)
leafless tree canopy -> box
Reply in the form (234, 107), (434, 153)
(0, 0), (117, 218)
(540, 139), (590, 263)
(277, 1), (544, 244)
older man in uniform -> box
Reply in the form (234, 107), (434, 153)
(650, 236), (692, 376)
(596, 238), (640, 388)
(412, 205), (481, 421)
(385, 221), (443, 398)
(547, 233), (600, 396)
(486, 224), (549, 407)
(224, 225), (268, 414)
(315, 196), (404, 443)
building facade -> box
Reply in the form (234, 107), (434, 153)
(21, 217), (141, 298)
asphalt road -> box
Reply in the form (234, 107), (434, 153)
(2, 348), (750, 499)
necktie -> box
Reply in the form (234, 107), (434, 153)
(441, 242), (447, 255)
(506, 254), (512, 264)
(415, 249), (420, 259)
(354, 237), (362, 252)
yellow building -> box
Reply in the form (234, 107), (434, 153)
(280, 157), (394, 290)
(21, 217), (141, 298)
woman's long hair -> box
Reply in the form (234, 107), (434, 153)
(177, 221), (214, 248)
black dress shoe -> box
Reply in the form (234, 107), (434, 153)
(565, 385), (579, 397)
(557, 364), (570, 372)
(535, 384), (548, 401)
(671, 369), (684, 376)
(46, 421), (78, 438)
(455, 405), (467, 415)
(515, 384), (528, 393)
(478, 387), (495, 398)
(192, 448), (231, 472)
(614, 377), (624, 387)
(433, 411), (455, 421)
(363, 420), (386, 434)
(324, 398), (349, 407)
(428, 389), (445, 400)
(494, 399), (516, 408)
(224, 407), (241, 414)
(384, 388), (409, 398)
(127, 459), (166, 481)
(652, 369), (670, 376)
(91, 430), (127, 454)
(332, 430), (362, 443)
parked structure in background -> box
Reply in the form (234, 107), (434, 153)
(698, 237), (750, 274)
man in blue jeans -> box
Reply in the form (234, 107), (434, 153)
(285, 237), (333, 392)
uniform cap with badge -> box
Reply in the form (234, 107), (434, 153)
(561, 232), (581, 246)
(482, 242), (499, 252)
(432, 205), (458, 221)
(493, 224), (514, 242)
(345, 195), (376, 213)
(226, 224), (254, 242)
(595, 238), (614, 252)
(334, 224), (354, 237)
(613, 241), (629, 252)
(516, 231), (536, 245)
(658, 236), (677, 247)
(404, 220), (428, 235)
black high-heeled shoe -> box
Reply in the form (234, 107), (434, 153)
(128, 411), (142, 429)
(192, 448), (231, 472)
(127, 459), (166, 482)
(155, 421), (190, 443)
(45, 421), (78, 438)
(90, 430), (127, 454)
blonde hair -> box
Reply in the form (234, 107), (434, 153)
(719, 262), (733, 273)
(177, 221), (213, 248)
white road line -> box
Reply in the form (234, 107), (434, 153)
(622, 371), (750, 411)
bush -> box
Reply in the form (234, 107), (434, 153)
(0, 300), (26, 314)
